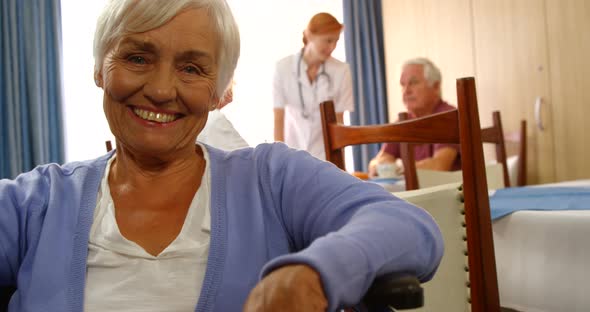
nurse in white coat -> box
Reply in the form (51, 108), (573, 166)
(273, 12), (353, 160)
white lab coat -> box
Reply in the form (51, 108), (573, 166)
(273, 50), (354, 160)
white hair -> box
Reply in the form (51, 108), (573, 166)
(402, 57), (442, 87)
(93, 0), (240, 97)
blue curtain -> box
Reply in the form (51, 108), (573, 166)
(1, 0), (64, 179)
(343, 0), (389, 172)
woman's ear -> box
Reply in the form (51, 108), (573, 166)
(209, 96), (220, 111)
(94, 71), (103, 88)
(303, 29), (311, 38)
(218, 87), (233, 109)
(302, 29), (310, 45)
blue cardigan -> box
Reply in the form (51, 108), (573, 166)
(0, 143), (443, 311)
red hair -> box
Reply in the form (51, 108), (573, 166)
(303, 12), (343, 45)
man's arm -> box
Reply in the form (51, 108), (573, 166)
(416, 147), (458, 171)
(274, 108), (285, 142)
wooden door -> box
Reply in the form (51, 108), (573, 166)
(545, 0), (590, 180)
(471, 0), (556, 184)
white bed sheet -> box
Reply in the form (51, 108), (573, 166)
(493, 179), (590, 312)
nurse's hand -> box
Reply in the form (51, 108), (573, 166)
(243, 264), (328, 312)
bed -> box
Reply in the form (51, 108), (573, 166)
(491, 179), (590, 312)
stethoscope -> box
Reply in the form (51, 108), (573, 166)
(297, 51), (332, 119)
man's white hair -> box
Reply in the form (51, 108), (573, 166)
(402, 57), (442, 87)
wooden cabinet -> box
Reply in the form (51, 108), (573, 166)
(381, 0), (590, 184)
(544, 0), (590, 181)
(471, 0), (555, 183)
(382, 0), (475, 120)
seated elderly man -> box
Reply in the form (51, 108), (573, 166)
(368, 57), (461, 178)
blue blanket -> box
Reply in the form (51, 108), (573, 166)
(490, 187), (590, 220)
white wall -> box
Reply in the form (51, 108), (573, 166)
(61, 0), (112, 161)
(223, 0), (345, 146)
(62, 0), (346, 164)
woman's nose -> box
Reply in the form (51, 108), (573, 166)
(143, 65), (177, 104)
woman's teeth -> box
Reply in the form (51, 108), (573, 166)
(133, 108), (177, 123)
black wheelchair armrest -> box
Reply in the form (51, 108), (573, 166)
(362, 273), (424, 311)
(1, 276), (424, 312)
(0, 286), (16, 312)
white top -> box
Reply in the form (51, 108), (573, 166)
(197, 109), (249, 151)
(273, 50), (354, 159)
(84, 145), (212, 312)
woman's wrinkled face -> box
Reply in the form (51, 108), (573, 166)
(96, 9), (219, 156)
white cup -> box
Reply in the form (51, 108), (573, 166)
(376, 163), (400, 178)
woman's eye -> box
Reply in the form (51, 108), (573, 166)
(128, 56), (147, 64)
(182, 65), (202, 75)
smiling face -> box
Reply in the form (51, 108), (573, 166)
(96, 8), (218, 157)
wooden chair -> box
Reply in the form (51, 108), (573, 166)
(517, 119), (527, 186)
(394, 182), (472, 311)
(401, 110), (510, 190)
(508, 120), (527, 187)
(475, 111), (509, 186)
(320, 77), (500, 311)
(401, 112), (527, 190)
(488, 118), (527, 187)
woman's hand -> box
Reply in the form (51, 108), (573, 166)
(243, 264), (328, 312)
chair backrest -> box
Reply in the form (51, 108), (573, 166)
(393, 183), (468, 311)
(417, 119), (529, 189)
(516, 119), (527, 186)
(320, 77), (500, 311)
(402, 110), (512, 190)
(415, 162), (505, 191)
(504, 119), (527, 187)
(480, 111), (510, 187)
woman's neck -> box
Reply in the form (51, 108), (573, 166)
(110, 144), (204, 191)
(302, 47), (322, 68)
(302, 47), (323, 83)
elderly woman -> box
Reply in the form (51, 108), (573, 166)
(0, 1), (443, 311)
